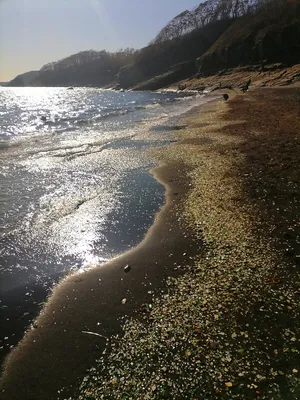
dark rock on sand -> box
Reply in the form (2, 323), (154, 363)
(124, 264), (131, 273)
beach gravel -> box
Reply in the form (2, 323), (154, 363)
(75, 88), (300, 400)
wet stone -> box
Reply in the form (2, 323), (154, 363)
(124, 265), (131, 273)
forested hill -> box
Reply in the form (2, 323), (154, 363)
(7, 50), (135, 88)
(7, 0), (300, 89)
(153, 0), (260, 43)
(32, 50), (135, 87)
(6, 71), (39, 87)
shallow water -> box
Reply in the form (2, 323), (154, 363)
(0, 87), (210, 364)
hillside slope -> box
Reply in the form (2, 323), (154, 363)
(7, 71), (39, 87)
(117, 19), (233, 90)
(30, 50), (134, 87)
(6, 0), (300, 89)
(197, 0), (300, 76)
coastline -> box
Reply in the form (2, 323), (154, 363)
(0, 89), (210, 367)
(0, 116), (207, 399)
(76, 87), (300, 399)
(1, 87), (300, 399)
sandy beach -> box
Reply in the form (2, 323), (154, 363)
(1, 87), (300, 399)
(0, 154), (204, 399)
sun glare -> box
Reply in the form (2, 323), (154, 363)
(88, 0), (119, 44)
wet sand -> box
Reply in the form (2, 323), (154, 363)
(2, 87), (299, 399)
(75, 87), (300, 399)
(0, 160), (203, 400)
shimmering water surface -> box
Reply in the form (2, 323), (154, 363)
(0, 87), (209, 363)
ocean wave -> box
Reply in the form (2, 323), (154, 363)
(0, 139), (23, 150)
(0, 141), (13, 149)
(0, 89), (204, 150)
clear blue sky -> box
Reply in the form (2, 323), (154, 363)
(0, 0), (200, 81)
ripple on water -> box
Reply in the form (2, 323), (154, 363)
(0, 87), (212, 364)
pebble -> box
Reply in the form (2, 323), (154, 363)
(75, 90), (300, 400)
(124, 265), (131, 273)
(208, 340), (217, 349)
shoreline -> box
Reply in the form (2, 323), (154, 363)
(2, 87), (299, 399)
(0, 113), (208, 399)
(0, 92), (212, 369)
(76, 87), (300, 399)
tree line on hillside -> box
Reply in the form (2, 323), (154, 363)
(197, 0), (300, 75)
(30, 0), (272, 87)
(153, 0), (277, 43)
(117, 18), (234, 88)
(32, 49), (136, 87)
(11, 0), (298, 88)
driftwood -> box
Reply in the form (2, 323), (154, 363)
(82, 331), (109, 340)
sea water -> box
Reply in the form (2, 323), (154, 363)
(0, 87), (210, 363)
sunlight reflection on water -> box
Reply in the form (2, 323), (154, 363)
(0, 87), (212, 361)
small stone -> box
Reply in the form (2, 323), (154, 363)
(225, 382), (233, 388)
(124, 265), (131, 273)
(140, 303), (149, 313)
(285, 248), (295, 257)
(293, 369), (298, 374)
(121, 298), (127, 304)
(208, 340), (217, 349)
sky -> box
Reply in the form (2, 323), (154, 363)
(0, 0), (200, 82)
